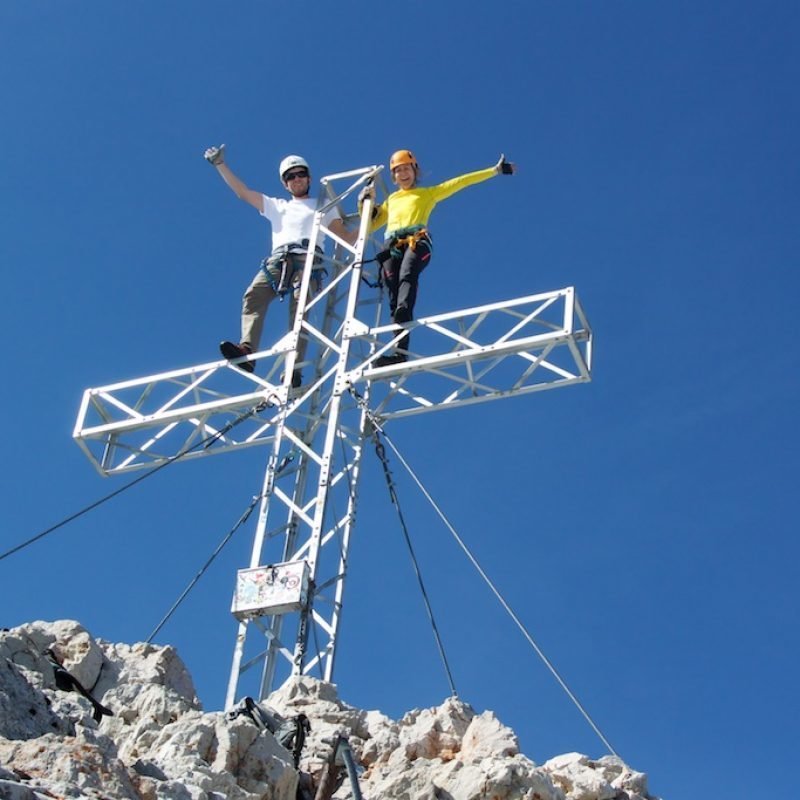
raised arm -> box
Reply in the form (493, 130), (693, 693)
(430, 154), (516, 204)
(204, 144), (263, 211)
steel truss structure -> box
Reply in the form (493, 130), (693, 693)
(72, 166), (594, 706)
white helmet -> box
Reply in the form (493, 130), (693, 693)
(279, 155), (310, 181)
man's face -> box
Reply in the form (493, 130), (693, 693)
(392, 163), (416, 189)
(284, 168), (311, 197)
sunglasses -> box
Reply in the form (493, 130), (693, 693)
(284, 170), (309, 181)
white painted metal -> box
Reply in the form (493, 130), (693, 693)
(225, 166), (382, 705)
(72, 165), (594, 706)
(73, 289), (591, 473)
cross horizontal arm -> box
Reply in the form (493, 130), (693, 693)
(73, 287), (592, 475)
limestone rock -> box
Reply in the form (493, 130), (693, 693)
(0, 621), (659, 800)
(542, 752), (652, 800)
(461, 709), (519, 761)
(0, 657), (72, 740)
(0, 727), (138, 799)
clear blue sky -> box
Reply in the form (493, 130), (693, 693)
(2, 3), (798, 798)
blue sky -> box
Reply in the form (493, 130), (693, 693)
(2, 3), (798, 798)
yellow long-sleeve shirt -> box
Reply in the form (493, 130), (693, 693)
(371, 166), (497, 238)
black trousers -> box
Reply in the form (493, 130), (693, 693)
(382, 237), (432, 352)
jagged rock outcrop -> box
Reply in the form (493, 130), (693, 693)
(0, 621), (658, 800)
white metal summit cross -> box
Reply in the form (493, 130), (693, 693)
(73, 165), (593, 707)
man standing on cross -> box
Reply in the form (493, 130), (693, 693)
(205, 144), (353, 386)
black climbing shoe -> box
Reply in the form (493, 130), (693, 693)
(280, 369), (303, 388)
(220, 341), (255, 373)
(374, 353), (408, 368)
(281, 370), (303, 388)
(393, 305), (412, 324)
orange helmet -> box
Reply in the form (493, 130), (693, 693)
(389, 149), (418, 173)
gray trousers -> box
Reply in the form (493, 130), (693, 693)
(240, 253), (320, 365)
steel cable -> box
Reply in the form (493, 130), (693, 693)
(0, 399), (274, 563)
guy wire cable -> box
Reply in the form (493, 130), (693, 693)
(0, 397), (275, 563)
(146, 440), (298, 643)
(146, 493), (260, 643)
(370, 428), (458, 698)
(369, 414), (620, 758)
(346, 384), (457, 696)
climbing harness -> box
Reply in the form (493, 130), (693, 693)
(227, 697), (311, 768)
(349, 251), (387, 289)
(378, 226), (432, 293)
(385, 225), (431, 259)
(261, 240), (327, 299)
(359, 270), (383, 290)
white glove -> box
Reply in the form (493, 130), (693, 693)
(204, 144), (226, 166)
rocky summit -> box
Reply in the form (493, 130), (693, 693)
(0, 620), (658, 799)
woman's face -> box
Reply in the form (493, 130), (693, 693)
(392, 163), (416, 188)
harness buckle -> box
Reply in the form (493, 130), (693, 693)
(261, 244), (327, 300)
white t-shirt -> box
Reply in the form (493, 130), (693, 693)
(260, 195), (338, 251)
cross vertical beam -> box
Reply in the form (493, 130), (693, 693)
(226, 167), (382, 705)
